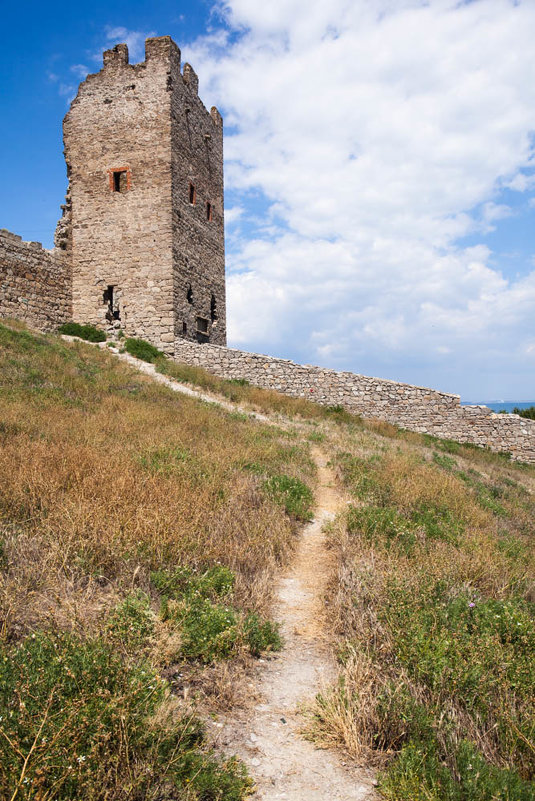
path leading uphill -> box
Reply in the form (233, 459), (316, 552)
(213, 448), (376, 800)
(66, 338), (378, 799)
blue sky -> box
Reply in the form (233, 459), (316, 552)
(2, 0), (535, 400)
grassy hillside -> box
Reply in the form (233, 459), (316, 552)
(0, 322), (315, 800)
(1, 320), (534, 800)
(308, 421), (535, 800)
(104, 346), (535, 799)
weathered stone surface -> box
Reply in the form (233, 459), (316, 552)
(60, 36), (225, 352)
(0, 230), (71, 330)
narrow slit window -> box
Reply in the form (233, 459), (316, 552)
(189, 183), (196, 205)
(112, 170), (128, 193)
(206, 202), (212, 221)
(186, 285), (193, 304)
(182, 322), (187, 335)
(210, 294), (217, 322)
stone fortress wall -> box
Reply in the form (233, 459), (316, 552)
(0, 223), (533, 463)
(61, 36), (226, 354)
(1, 34), (534, 463)
(174, 339), (535, 464)
(0, 229), (71, 331)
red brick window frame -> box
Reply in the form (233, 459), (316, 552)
(189, 182), (196, 205)
(108, 166), (131, 192)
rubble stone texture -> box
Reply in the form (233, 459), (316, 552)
(0, 229), (71, 331)
(1, 35), (534, 462)
(60, 36), (226, 351)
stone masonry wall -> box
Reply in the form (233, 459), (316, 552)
(0, 230), (71, 331)
(61, 36), (225, 354)
(171, 59), (226, 346)
(64, 40), (176, 352)
(174, 339), (535, 464)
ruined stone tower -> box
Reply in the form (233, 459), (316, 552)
(56, 35), (226, 352)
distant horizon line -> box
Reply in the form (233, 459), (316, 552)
(461, 399), (535, 405)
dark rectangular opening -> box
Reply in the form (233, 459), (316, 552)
(206, 202), (212, 221)
(196, 316), (209, 334)
(113, 170), (127, 193)
(189, 183), (196, 205)
(104, 285), (120, 321)
(182, 322), (187, 335)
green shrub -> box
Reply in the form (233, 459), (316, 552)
(381, 738), (535, 801)
(152, 565), (281, 663)
(176, 598), (240, 661)
(243, 613), (282, 656)
(513, 406), (535, 420)
(0, 632), (251, 800)
(432, 452), (457, 471)
(381, 581), (535, 770)
(152, 564), (235, 602)
(347, 504), (417, 555)
(58, 322), (106, 343)
(106, 591), (155, 651)
(124, 337), (165, 363)
(262, 474), (314, 520)
(137, 445), (191, 475)
(409, 503), (463, 544)
(228, 378), (250, 386)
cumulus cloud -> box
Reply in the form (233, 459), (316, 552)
(184, 0), (535, 397)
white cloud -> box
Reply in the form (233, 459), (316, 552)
(224, 206), (244, 225)
(70, 64), (89, 78)
(186, 0), (535, 397)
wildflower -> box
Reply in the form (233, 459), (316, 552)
(468, 602), (475, 608)
(77, 755), (86, 763)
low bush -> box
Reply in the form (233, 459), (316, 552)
(125, 336), (165, 363)
(513, 406), (535, 420)
(106, 591), (155, 652)
(0, 631), (251, 800)
(137, 445), (191, 475)
(347, 504), (417, 555)
(262, 474), (315, 521)
(153, 565), (281, 663)
(380, 738), (535, 801)
(58, 322), (106, 342)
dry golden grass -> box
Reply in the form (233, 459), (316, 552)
(307, 418), (535, 797)
(157, 357), (357, 423)
(0, 323), (315, 642)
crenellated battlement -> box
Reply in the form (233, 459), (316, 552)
(102, 42), (129, 68)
